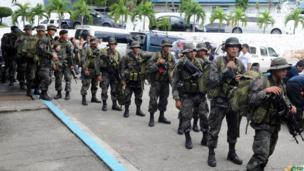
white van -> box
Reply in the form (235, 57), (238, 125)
(75, 25), (131, 56)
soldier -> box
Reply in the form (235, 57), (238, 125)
(80, 38), (102, 105)
(1, 26), (19, 85)
(120, 41), (147, 118)
(37, 25), (57, 100)
(53, 30), (74, 100)
(147, 39), (175, 127)
(207, 37), (245, 167)
(246, 58), (296, 171)
(99, 37), (123, 111)
(172, 43), (209, 149)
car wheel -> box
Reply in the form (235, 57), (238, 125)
(271, 29), (282, 34)
(232, 27), (242, 33)
(103, 23), (112, 27)
(73, 23), (80, 29)
(61, 23), (69, 29)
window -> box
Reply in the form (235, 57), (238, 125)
(50, 20), (55, 24)
(170, 16), (183, 24)
(260, 47), (268, 56)
(115, 34), (128, 44)
(75, 29), (89, 39)
(41, 20), (48, 24)
(94, 31), (114, 42)
(268, 47), (278, 57)
(249, 47), (256, 54)
(247, 17), (257, 23)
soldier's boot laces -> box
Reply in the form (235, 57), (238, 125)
(158, 111), (171, 124)
(123, 106), (129, 118)
(54, 91), (62, 99)
(208, 148), (216, 167)
(192, 118), (200, 132)
(177, 118), (183, 135)
(82, 95), (88, 106)
(112, 100), (122, 111)
(227, 144), (243, 165)
(102, 100), (107, 111)
(148, 113), (155, 127)
(184, 132), (193, 149)
(40, 91), (52, 101)
(136, 107), (145, 117)
(201, 132), (208, 146)
(91, 93), (101, 103)
(64, 92), (70, 100)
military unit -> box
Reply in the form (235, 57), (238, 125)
(1, 25), (303, 170)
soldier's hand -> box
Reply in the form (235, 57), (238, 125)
(264, 86), (281, 95)
(235, 74), (242, 81)
(226, 61), (237, 69)
(158, 58), (165, 64)
(175, 100), (182, 110)
(290, 105), (297, 114)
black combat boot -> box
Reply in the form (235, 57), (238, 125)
(136, 106), (145, 117)
(123, 105), (129, 118)
(177, 118), (183, 135)
(64, 92), (70, 100)
(208, 148), (216, 167)
(26, 88), (32, 97)
(148, 112), (155, 127)
(158, 111), (171, 124)
(54, 91), (62, 99)
(82, 95), (88, 106)
(227, 143), (243, 165)
(40, 91), (52, 101)
(201, 132), (208, 146)
(102, 100), (107, 111)
(112, 100), (122, 111)
(91, 93), (101, 103)
(192, 118), (199, 132)
(184, 131), (193, 149)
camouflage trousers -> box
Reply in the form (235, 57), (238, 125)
(25, 58), (37, 90)
(80, 74), (98, 96)
(100, 72), (119, 101)
(38, 67), (52, 92)
(1, 53), (16, 83)
(207, 98), (239, 148)
(148, 81), (170, 113)
(246, 124), (279, 171)
(16, 56), (26, 85)
(124, 82), (143, 107)
(180, 93), (209, 133)
(54, 67), (71, 92)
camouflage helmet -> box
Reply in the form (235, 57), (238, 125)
(47, 25), (57, 31)
(267, 57), (291, 72)
(23, 24), (33, 31)
(130, 41), (141, 49)
(182, 43), (195, 53)
(196, 42), (208, 52)
(107, 37), (117, 46)
(36, 25), (45, 32)
(224, 37), (241, 51)
(161, 38), (172, 47)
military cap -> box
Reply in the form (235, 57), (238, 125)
(182, 43), (195, 53)
(130, 41), (141, 49)
(107, 37), (117, 46)
(59, 29), (68, 35)
(23, 24), (33, 31)
(196, 42), (208, 52)
(224, 37), (241, 50)
(36, 25), (45, 31)
(161, 38), (172, 47)
(268, 57), (291, 72)
(47, 25), (57, 31)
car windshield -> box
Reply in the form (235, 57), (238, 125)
(268, 47), (278, 57)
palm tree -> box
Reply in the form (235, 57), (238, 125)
(109, 0), (131, 25)
(236, 0), (248, 10)
(30, 4), (48, 25)
(71, 0), (92, 25)
(210, 7), (228, 32)
(285, 8), (304, 34)
(12, 3), (31, 26)
(46, 0), (70, 28)
(156, 16), (171, 35)
(132, 1), (155, 31)
(179, 0), (191, 15)
(229, 7), (247, 27)
(183, 0), (205, 32)
(257, 10), (275, 33)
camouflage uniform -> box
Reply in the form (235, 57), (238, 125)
(246, 58), (292, 171)
(53, 33), (74, 100)
(120, 41), (149, 118)
(147, 39), (175, 127)
(207, 37), (245, 167)
(99, 38), (122, 111)
(172, 43), (209, 149)
(80, 44), (101, 105)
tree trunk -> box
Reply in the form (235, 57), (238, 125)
(192, 15), (196, 32)
(143, 17), (146, 31)
(263, 25), (266, 33)
(81, 16), (84, 25)
(293, 24), (296, 34)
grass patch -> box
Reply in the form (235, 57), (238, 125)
(0, 24), (8, 28)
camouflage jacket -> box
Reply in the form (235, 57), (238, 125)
(17, 34), (38, 58)
(1, 32), (18, 53)
(99, 48), (121, 73)
(36, 34), (54, 68)
(82, 47), (101, 77)
(56, 39), (74, 67)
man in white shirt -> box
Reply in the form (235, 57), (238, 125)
(239, 44), (252, 71)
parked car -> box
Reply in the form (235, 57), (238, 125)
(40, 19), (60, 28)
(150, 13), (204, 32)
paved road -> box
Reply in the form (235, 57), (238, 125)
(47, 81), (304, 171)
